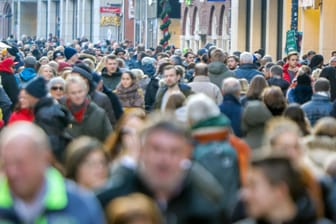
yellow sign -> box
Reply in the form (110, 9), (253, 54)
(100, 15), (121, 26)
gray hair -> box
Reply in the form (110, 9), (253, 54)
(240, 52), (254, 64)
(47, 76), (66, 91)
(222, 77), (241, 96)
(270, 65), (283, 77)
(186, 93), (220, 125)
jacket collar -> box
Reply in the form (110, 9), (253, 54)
(0, 168), (67, 210)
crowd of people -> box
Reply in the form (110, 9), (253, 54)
(1, 35), (336, 223)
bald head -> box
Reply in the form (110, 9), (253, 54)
(194, 63), (208, 76)
(0, 122), (50, 202)
(0, 121), (50, 154)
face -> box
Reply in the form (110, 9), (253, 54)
(271, 132), (302, 163)
(241, 167), (279, 219)
(139, 130), (191, 193)
(77, 150), (108, 190)
(19, 89), (38, 109)
(1, 135), (47, 202)
(121, 73), (133, 88)
(288, 55), (299, 68)
(227, 57), (238, 70)
(186, 53), (195, 64)
(49, 84), (65, 100)
(66, 82), (88, 106)
(41, 66), (53, 80)
(164, 68), (179, 88)
(105, 59), (118, 73)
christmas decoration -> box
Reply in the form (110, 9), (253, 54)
(159, 0), (172, 47)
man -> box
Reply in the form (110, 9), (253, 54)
(301, 78), (332, 126)
(186, 93), (241, 215)
(268, 65), (290, 95)
(237, 156), (330, 224)
(283, 51), (301, 83)
(64, 47), (79, 65)
(227, 55), (239, 71)
(71, 63), (117, 126)
(154, 65), (193, 111)
(234, 52), (263, 83)
(262, 62), (275, 80)
(219, 77), (243, 137)
(97, 113), (228, 223)
(188, 63), (223, 104)
(208, 48), (235, 88)
(101, 54), (123, 91)
(16, 55), (37, 86)
(0, 122), (105, 223)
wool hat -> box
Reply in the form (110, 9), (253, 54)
(64, 47), (77, 60)
(7, 46), (18, 56)
(297, 74), (311, 86)
(53, 50), (64, 60)
(24, 56), (37, 68)
(24, 76), (47, 99)
(72, 65), (93, 81)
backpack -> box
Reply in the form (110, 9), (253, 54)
(193, 140), (240, 213)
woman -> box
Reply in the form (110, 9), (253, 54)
(38, 64), (56, 81)
(262, 86), (287, 116)
(283, 103), (311, 136)
(287, 66), (313, 105)
(65, 136), (109, 190)
(48, 76), (65, 102)
(8, 77), (47, 124)
(64, 75), (112, 141)
(115, 71), (144, 111)
(240, 75), (268, 107)
(105, 109), (146, 174)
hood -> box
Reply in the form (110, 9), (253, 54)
(19, 68), (37, 82)
(243, 100), (272, 127)
(0, 58), (15, 74)
(191, 114), (231, 131)
(101, 67), (122, 77)
(208, 61), (228, 75)
(141, 64), (156, 77)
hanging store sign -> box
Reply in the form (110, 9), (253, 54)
(100, 15), (121, 26)
(100, 6), (121, 14)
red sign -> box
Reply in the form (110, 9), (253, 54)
(100, 7), (121, 14)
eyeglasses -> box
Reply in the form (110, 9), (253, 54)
(51, 86), (64, 91)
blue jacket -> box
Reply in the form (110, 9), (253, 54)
(219, 94), (243, 137)
(301, 93), (332, 126)
(17, 68), (37, 84)
(234, 64), (263, 83)
(0, 168), (105, 224)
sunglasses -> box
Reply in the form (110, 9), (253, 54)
(51, 86), (64, 91)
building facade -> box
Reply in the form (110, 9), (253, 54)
(181, 0), (231, 52)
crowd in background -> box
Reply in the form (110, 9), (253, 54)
(1, 34), (336, 223)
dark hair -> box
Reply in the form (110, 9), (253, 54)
(270, 65), (283, 77)
(246, 75), (268, 100)
(262, 86), (287, 116)
(314, 77), (330, 92)
(122, 71), (136, 81)
(283, 103), (310, 136)
(163, 64), (177, 74)
(65, 136), (108, 181)
(106, 54), (118, 61)
(165, 92), (186, 111)
(251, 156), (306, 202)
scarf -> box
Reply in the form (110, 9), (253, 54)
(115, 83), (144, 108)
(66, 98), (89, 123)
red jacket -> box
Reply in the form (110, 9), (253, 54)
(8, 108), (34, 124)
(0, 58), (15, 74)
(282, 62), (301, 84)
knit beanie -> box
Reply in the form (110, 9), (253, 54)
(24, 76), (47, 99)
(72, 64), (93, 81)
(64, 47), (77, 60)
(297, 74), (311, 86)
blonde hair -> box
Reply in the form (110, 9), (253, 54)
(105, 193), (163, 224)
